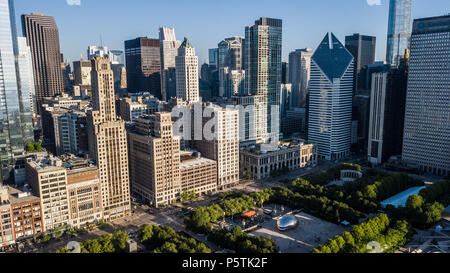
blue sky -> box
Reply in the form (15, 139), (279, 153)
(13, 0), (449, 64)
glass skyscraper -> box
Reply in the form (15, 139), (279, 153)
(386, 0), (412, 66)
(243, 17), (282, 138)
(0, 0), (34, 180)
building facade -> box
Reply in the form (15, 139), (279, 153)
(194, 104), (239, 190)
(240, 140), (317, 181)
(401, 15), (450, 176)
(125, 37), (161, 98)
(386, 0), (412, 66)
(176, 38), (199, 103)
(25, 157), (70, 232)
(308, 33), (354, 161)
(180, 151), (217, 197)
(0, 0), (35, 181)
(128, 113), (181, 207)
(66, 159), (103, 228)
(88, 58), (130, 220)
(288, 48), (313, 108)
(345, 34), (376, 92)
(22, 13), (64, 112)
(159, 27), (181, 101)
(243, 17), (282, 138)
(368, 63), (408, 164)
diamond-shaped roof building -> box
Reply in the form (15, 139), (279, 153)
(312, 32), (353, 81)
(180, 37), (194, 48)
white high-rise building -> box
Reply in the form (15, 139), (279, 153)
(195, 104), (240, 190)
(175, 38), (199, 103)
(288, 48), (312, 108)
(402, 15), (450, 176)
(308, 33), (354, 161)
(159, 27), (181, 101)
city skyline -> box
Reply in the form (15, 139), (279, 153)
(13, 0), (449, 64)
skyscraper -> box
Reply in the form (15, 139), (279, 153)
(159, 27), (181, 101)
(288, 48), (313, 108)
(243, 17), (282, 139)
(368, 60), (408, 165)
(0, 0), (35, 181)
(218, 37), (243, 71)
(128, 113), (181, 207)
(22, 13), (64, 112)
(124, 37), (161, 98)
(386, 0), (412, 66)
(308, 33), (354, 160)
(208, 48), (219, 67)
(345, 33), (376, 91)
(402, 15), (450, 176)
(88, 57), (130, 220)
(175, 38), (199, 103)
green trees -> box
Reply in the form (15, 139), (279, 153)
(312, 214), (414, 253)
(386, 195), (445, 229)
(181, 190), (199, 203)
(419, 180), (450, 206)
(209, 226), (278, 253)
(137, 224), (211, 253)
(26, 142), (43, 153)
(56, 231), (129, 253)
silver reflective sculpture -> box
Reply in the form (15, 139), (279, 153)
(277, 215), (298, 231)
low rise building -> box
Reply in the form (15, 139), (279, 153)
(240, 139), (317, 181)
(25, 156), (70, 232)
(180, 151), (217, 197)
(64, 157), (103, 228)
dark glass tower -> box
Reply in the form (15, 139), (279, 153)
(345, 33), (376, 92)
(124, 37), (161, 99)
(22, 13), (64, 113)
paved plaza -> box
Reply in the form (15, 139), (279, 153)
(250, 212), (349, 253)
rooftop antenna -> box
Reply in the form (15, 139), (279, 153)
(100, 34), (103, 47)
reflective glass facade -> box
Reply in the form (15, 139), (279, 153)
(0, 0), (33, 180)
(386, 0), (412, 66)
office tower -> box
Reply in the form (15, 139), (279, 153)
(288, 48), (313, 108)
(219, 68), (245, 98)
(243, 17), (282, 138)
(194, 104), (239, 190)
(0, 0), (35, 181)
(73, 60), (92, 89)
(111, 63), (126, 91)
(281, 62), (289, 84)
(125, 37), (162, 98)
(22, 13), (64, 112)
(402, 15), (450, 176)
(218, 37), (243, 71)
(308, 33), (354, 160)
(159, 27), (181, 101)
(368, 62), (408, 165)
(209, 48), (219, 67)
(109, 50), (124, 65)
(352, 93), (371, 150)
(386, 0), (412, 66)
(16, 37), (35, 143)
(175, 38), (199, 103)
(128, 113), (181, 207)
(87, 45), (109, 60)
(280, 83), (292, 117)
(26, 156), (70, 231)
(345, 34), (376, 91)
(88, 57), (130, 220)
(61, 57), (72, 93)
